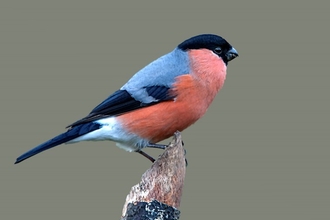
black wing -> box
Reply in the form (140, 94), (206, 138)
(66, 86), (174, 128)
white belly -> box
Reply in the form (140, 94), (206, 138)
(66, 117), (149, 152)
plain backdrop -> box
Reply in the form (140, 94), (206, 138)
(1, 1), (329, 219)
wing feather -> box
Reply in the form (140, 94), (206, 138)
(67, 86), (173, 128)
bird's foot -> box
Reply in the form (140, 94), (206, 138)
(145, 142), (187, 166)
(183, 147), (188, 167)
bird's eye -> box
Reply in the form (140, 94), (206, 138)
(213, 47), (222, 54)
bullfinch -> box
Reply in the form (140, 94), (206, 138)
(15, 34), (238, 164)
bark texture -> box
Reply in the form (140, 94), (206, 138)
(121, 131), (186, 220)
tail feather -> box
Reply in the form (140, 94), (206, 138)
(15, 123), (101, 164)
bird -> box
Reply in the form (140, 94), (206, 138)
(15, 34), (238, 164)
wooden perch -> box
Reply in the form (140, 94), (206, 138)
(121, 131), (186, 220)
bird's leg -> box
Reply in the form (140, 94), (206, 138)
(147, 143), (167, 150)
(137, 150), (155, 163)
(145, 142), (188, 165)
(137, 143), (167, 163)
(148, 142), (188, 166)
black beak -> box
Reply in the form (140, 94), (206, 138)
(225, 47), (238, 62)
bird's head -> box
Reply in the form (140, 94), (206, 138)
(178, 34), (238, 65)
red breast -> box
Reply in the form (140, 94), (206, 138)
(117, 49), (227, 143)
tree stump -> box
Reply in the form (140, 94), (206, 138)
(121, 131), (186, 220)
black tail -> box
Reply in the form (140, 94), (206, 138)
(15, 123), (101, 164)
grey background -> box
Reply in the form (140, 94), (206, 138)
(1, 1), (329, 219)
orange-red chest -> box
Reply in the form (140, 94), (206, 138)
(118, 49), (227, 143)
